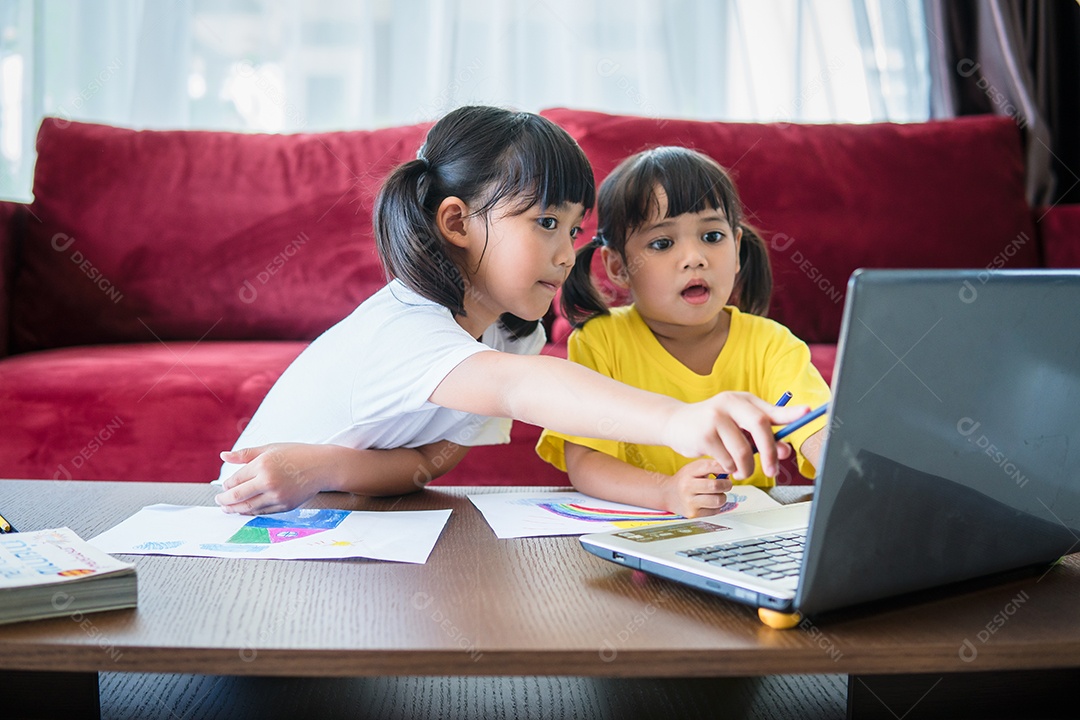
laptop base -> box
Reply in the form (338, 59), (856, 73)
(581, 543), (798, 613)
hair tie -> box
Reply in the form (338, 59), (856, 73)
(590, 235), (605, 248)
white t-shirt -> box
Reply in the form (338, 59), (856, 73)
(216, 280), (546, 481)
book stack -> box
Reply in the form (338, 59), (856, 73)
(0, 527), (137, 625)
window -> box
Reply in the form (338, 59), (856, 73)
(0, 0), (929, 201)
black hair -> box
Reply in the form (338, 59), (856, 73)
(561, 145), (772, 328)
(374, 106), (595, 338)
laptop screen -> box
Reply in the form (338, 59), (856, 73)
(797, 270), (1080, 615)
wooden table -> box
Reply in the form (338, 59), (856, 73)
(2, 480), (1079, 719)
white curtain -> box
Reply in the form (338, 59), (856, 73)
(0, 0), (929, 201)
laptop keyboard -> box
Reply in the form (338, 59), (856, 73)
(676, 530), (806, 581)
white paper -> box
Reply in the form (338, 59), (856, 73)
(90, 505), (452, 564)
(469, 486), (781, 539)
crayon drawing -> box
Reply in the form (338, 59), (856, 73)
(472, 489), (779, 539)
(90, 504), (452, 563)
(530, 500), (680, 524)
(529, 494), (748, 528)
(226, 508), (349, 544)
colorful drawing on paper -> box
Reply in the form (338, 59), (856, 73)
(199, 543), (268, 553)
(526, 493), (749, 528)
(134, 540), (183, 551)
(719, 494), (746, 513)
(226, 508), (349, 545)
(531, 500), (680, 523)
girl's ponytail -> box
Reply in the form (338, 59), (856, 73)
(732, 223), (773, 316)
(374, 158), (467, 317)
(560, 237), (610, 328)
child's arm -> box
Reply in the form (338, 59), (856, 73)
(214, 440), (469, 515)
(431, 352), (809, 480)
(798, 428), (827, 470)
(564, 442), (748, 518)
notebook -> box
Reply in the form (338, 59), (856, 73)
(580, 269), (1080, 617)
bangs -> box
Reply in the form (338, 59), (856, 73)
(613, 147), (740, 236)
(479, 115), (596, 215)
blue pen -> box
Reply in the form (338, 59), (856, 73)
(774, 402), (829, 442)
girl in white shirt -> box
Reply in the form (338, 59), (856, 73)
(216, 106), (810, 515)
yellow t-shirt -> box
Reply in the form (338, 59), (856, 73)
(536, 305), (831, 487)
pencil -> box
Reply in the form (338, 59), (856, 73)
(0, 512), (16, 533)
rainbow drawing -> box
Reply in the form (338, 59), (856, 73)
(531, 493), (748, 527)
(534, 501), (680, 523)
(227, 508), (348, 545)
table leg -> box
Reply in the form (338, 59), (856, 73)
(848, 668), (1080, 720)
(4, 670), (100, 720)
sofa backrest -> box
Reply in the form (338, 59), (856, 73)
(13, 118), (429, 352)
(542, 108), (1038, 344)
(13, 110), (1038, 352)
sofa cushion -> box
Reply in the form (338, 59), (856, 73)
(0, 341), (303, 481)
(541, 108), (1038, 345)
(0, 340), (574, 486)
(13, 118), (430, 352)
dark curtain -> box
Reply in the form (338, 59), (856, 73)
(924, 0), (1080, 207)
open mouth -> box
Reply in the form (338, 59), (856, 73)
(681, 281), (710, 304)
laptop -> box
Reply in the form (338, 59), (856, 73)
(580, 269), (1080, 617)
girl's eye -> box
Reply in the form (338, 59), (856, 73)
(647, 238), (673, 251)
(703, 231), (725, 244)
(538, 217), (558, 230)
(569, 226), (582, 239)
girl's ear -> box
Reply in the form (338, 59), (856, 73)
(600, 246), (632, 290)
(734, 224), (743, 275)
(436, 196), (471, 249)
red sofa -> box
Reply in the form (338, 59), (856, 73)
(2, 108), (1077, 486)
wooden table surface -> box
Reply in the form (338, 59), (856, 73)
(2, 480), (1080, 680)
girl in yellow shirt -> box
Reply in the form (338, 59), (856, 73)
(537, 147), (831, 518)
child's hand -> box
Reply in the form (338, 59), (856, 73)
(215, 443), (345, 515)
(663, 392), (804, 479)
(662, 459), (734, 518)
